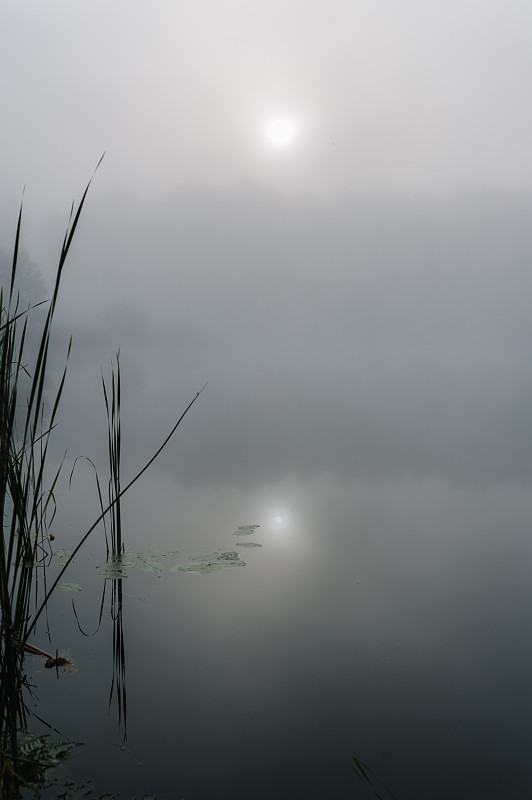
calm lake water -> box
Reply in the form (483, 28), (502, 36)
(24, 468), (532, 800)
(11, 187), (532, 799)
(3, 0), (532, 794)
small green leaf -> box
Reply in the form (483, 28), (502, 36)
(18, 735), (82, 787)
(172, 552), (246, 574)
(217, 551), (240, 561)
(233, 524), (260, 536)
(235, 541), (262, 548)
(137, 549), (166, 560)
(136, 561), (164, 572)
(108, 553), (137, 567)
(136, 551), (165, 571)
(172, 563), (205, 573)
(54, 548), (75, 565)
(96, 564), (128, 579)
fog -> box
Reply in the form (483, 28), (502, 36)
(2, 2), (532, 798)
(12, 180), (529, 800)
(2, 0), (532, 207)
(43, 186), (532, 493)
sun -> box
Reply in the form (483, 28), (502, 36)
(270, 510), (289, 530)
(265, 117), (297, 147)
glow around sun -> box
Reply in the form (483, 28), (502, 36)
(270, 510), (289, 530)
(265, 117), (297, 147)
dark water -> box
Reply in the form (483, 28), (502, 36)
(12, 188), (532, 798)
(23, 471), (532, 800)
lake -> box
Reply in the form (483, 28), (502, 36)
(8, 185), (532, 799)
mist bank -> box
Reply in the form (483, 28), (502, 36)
(5, 183), (531, 490)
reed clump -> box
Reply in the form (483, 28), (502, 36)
(0, 166), (205, 798)
(0, 183), (90, 798)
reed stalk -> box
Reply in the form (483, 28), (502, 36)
(1, 162), (206, 795)
(1, 167), (99, 797)
(103, 354), (127, 735)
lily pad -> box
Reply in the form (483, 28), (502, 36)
(171, 562), (208, 574)
(210, 557), (246, 570)
(217, 551), (241, 561)
(172, 551), (246, 574)
(137, 549), (166, 560)
(54, 549), (75, 566)
(136, 560), (164, 573)
(94, 528), (258, 580)
(19, 735), (82, 787)
(141, 549), (181, 561)
(96, 564), (129, 579)
(96, 552), (137, 577)
(233, 524), (260, 536)
(57, 582), (83, 592)
(107, 553), (137, 566)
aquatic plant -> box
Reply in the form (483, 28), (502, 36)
(0, 170), (95, 798)
(101, 354), (126, 735)
(0, 169), (262, 795)
(42, 777), (159, 800)
(102, 352), (122, 560)
(351, 754), (399, 800)
(0, 166), (205, 795)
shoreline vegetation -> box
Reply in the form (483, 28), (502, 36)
(1, 166), (392, 800)
(0, 165), (206, 799)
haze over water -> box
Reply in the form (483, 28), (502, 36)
(2, 2), (532, 798)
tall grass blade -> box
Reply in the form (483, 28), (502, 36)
(26, 382), (207, 638)
(351, 755), (399, 800)
(1, 164), (102, 796)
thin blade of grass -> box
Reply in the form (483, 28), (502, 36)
(25, 382), (207, 638)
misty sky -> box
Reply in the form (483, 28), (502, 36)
(2, 2), (532, 799)
(2, 0), (532, 209)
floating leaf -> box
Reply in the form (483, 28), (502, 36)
(19, 735), (82, 787)
(96, 553), (136, 578)
(136, 551), (165, 569)
(54, 548), (75, 566)
(96, 564), (128, 579)
(100, 571), (128, 580)
(92, 533), (257, 579)
(136, 560), (164, 573)
(133, 548), (181, 561)
(95, 549), (182, 577)
(210, 558), (246, 570)
(161, 550), (181, 559)
(137, 549), (166, 560)
(233, 524), (260, 536)
(130, 796), (158, 800)
(57, 582), (83, 592)
(172, 551), (246, 574)
(172, 562), (208, 574)
(217, 551), (240, 561)
(108, 553), (137, 567)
